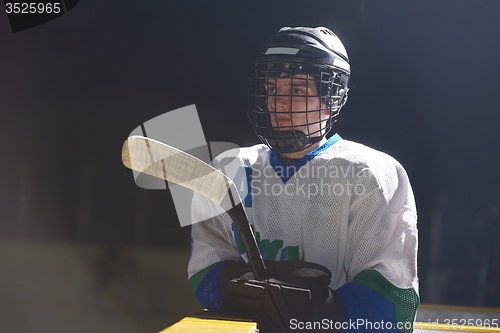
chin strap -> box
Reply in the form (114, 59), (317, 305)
(265, 130), (323, 154)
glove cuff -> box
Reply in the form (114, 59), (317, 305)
(311, 287), (345, 332)
(220, 261), (252, 314)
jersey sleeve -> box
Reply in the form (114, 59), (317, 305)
(336, 160), (419, 333)
(187, 192), (243, 312)
(187, 147), (255, 312)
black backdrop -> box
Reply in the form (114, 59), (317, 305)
(1, 0), (500, 307)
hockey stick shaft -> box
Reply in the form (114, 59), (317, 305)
(225, 187), (269, 280)
(122, 136), (268, 280)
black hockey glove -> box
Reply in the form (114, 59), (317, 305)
(258, 259), (333, 287)
(221, 260), (344, 332)
(220, 260), (330, 313)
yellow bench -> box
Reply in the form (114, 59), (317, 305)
(162, 305), (500, 333)
(160, 311), (257, 333)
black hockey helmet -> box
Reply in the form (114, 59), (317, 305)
(248, 27), (350, 154)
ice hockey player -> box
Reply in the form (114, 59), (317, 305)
(188, 26), (419, 332)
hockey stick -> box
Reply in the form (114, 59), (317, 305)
(122, 135), (269, 280)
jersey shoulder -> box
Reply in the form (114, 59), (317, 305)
(322, 138), (408, 176)
(323, 138), (401, 166)
(321, 138), (412, 201)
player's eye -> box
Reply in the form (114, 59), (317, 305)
(267, 86), (276, 94)
(293, 87), (305, 95)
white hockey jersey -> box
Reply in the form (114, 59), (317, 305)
(188, 134), (419, 332)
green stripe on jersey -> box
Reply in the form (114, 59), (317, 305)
(353, 270), (420, 333)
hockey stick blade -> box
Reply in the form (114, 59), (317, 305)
(123, 136), (231, 204)
(122, 136), (269, 280)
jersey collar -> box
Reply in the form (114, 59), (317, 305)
(269, 133), (342, 183)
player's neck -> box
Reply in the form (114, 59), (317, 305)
(278, 137), (328, 159)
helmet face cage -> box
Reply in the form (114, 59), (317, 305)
(248, 62), (348, 154)
(247, 27), (350, 155)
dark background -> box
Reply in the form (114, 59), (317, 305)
(1, 0), (500, 331)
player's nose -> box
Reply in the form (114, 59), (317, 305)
(270, 93), (289, 111)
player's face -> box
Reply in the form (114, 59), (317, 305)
(265, 74), (330, 137)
